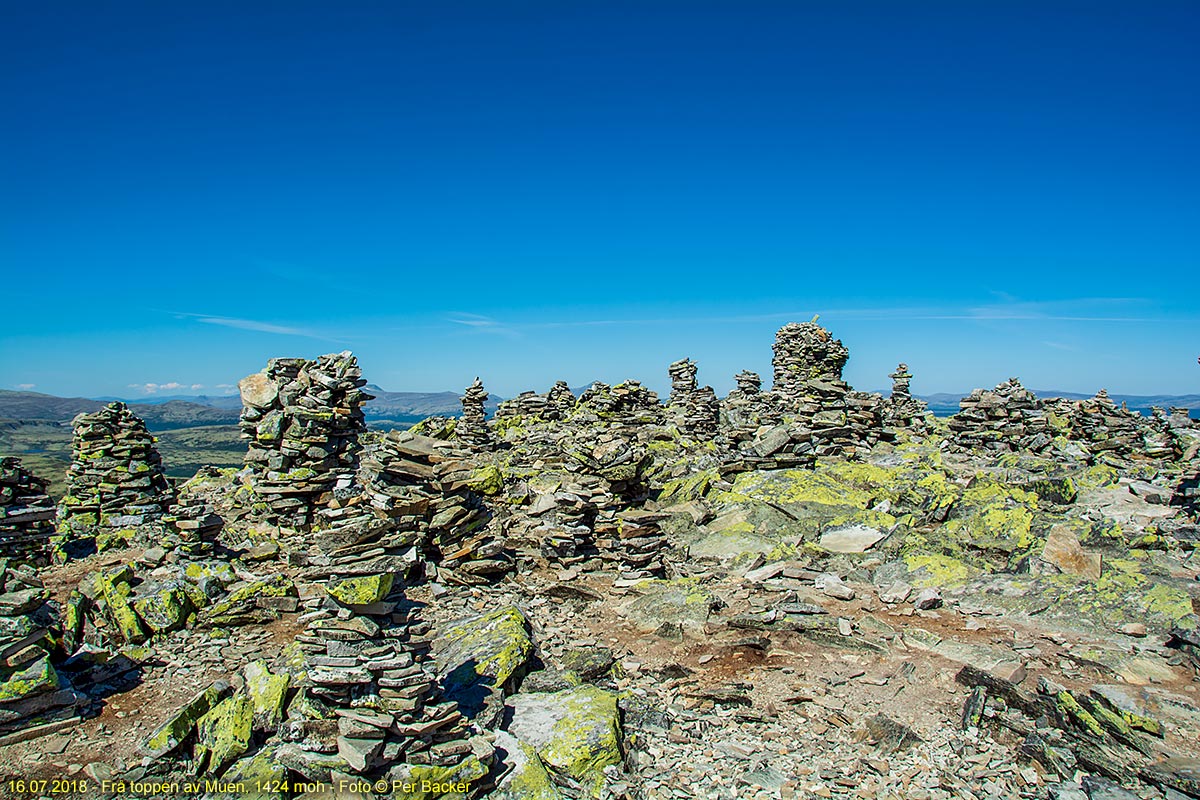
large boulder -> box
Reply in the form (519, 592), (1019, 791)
(506, 685), (622, 797)
(433, 606), (534, 722)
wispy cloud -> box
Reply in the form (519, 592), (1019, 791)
(1042, 340), (1078, 351)
(447, 313), (523, 339)
(171, 312), (348, 343)
(129, 381), (194, 394)
(15, 383), (35, 390)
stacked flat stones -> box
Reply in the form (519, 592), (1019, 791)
(769, 321), (885, 457)
(360, 431), (510, 585)
(0, 560), (85, 734)
(165, 496), (222, 555)
(520, 480), (611, 567)
(948, 379), (1052, 453)
(667, 359), (720, 438)
(596, 509), (670, 579)
(456, 378), (492, 449)
(545, 381), (577, 419)
(495, 381), (577, 424)
(288, 582), (484, 780)
(58, 402), (172, 533)
(1056, 390), (1152, 459)
(883, 363), (933, 433)
(239, 352), (372, 528)
(0, 458), (56, 565)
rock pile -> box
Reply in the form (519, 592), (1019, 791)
(57, 402), (173, 536)
(577, 380), (661, 423)
(545, 380), (577, 419)
(457, 378), (492, 449)
(496, 381), (578, 424)
(767, 321), (886, 458)
(288, 578), (489, 783)
(164, 495), (222, 556)
(0, 459), (56, 566)
(883, 363), (933, 433)
(516, 480), (612, 567)
(667, 359), (720, 438)
(238, 352), (372, 528)
(597, 509), (670, 580)
(948, 379), (1052, 452)
(0, 560), (85, 735)
(360, 431), (510, 585)
(771, 320), (850, 411)
(1056, 390), (1150, 459)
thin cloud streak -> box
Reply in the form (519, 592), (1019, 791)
(171, 312), (350, 343)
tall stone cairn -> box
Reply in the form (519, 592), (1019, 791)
(58, 402), (172, 534)
(666, 358), (720, 437)
(883, 363), (933, 432)
(239, 351), (372, 528)
(546, 380), (577, 419)
(768, 321), (885, 456)
(771, 320), (850, 412)
(0, 458), (56, 565)
(457, 378), (491, 449)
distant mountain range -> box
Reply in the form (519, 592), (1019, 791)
(2, 387), (1195, 429)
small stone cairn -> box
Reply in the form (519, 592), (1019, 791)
(883, 363), (933, 433)
(57, 402), (173, 536)
(666, 358), (720, 438)
(0, 458), (56, 565)
(238, 352), (372, 528)
(948, 378), (1052, 453)
(456, 378), (492, 449)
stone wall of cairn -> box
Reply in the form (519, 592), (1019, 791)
(290, 582), (489, 781)
(0, 458), (56, 565)
(597, 509), (670, 580)
(495, 380), (577, 422)
(238, 352), (372, 528)
(882, 363), (933, 433)
(948, 379), (1052, 453)
(360, 431), (511, 585)
(57, 402), (173, 534)
(1051, 390), (1151, 459)
(768, 321), (886, 458)
(576, 380), (662, 423)
(666, 358), (720, 438)
(456, 378), (492, 449)
(0, 560), (85, 734)
(164, 495), (222, 556)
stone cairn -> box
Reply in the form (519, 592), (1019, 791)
(57, 402), (173, 536)
(545, 380), (577, 419)
(0, 559), (86, 734)
(456, 378), (492, 449)
(948, 379), (1052, 453)
(518, 479), (610, 567)
(768, 320), (885, 458)
(1056, 390), (1151, 459)
(576, 380), (662, 424)
(666, 358), (720, 438)
(360, 431), (511, 585)
(883, 363), (933, 433)
(165, 495), (222, 556)
(596, 508), (670, 580)
(0, 458), (56, 565)
(238, 352), (372, 529)
(494, 381), (577, 424)
(288, 576), (488, 781)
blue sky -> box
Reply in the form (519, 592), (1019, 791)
(2, 1), (1197, 399)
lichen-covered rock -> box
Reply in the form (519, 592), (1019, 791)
(491, 730), (563, 800)
(619, 577), (723, 634)
(466, 464), (505, 496)
(506, 685), (623, 797)
(201, 574), (295, 625)
(386, 754), (489, 799)
(0, 656), (60, 703)
(434, 606), (534, 717)
(142, 680), (231, 759)
(132, 583), (192, 634)
(96, 567), (147, 644)
(195, 692), (254, 775)
(205, 748), (289, 800)
(243, 660), (289, 733)
(326, 573), (395, 607)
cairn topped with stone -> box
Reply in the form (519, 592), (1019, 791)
(58, 402), (172, 535)
(667, 358), (720, 438)
(883, 362), (933, 433)
(457, 378), (492, 449)
(948, 378), (1051, 453)
(771, 319), (850, 411)
(239, 351), (372, 528)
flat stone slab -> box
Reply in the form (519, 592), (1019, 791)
(819, 525), (885, 553)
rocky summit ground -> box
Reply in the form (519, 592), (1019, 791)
(1, 327), (1198, 800)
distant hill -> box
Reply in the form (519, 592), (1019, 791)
(0, 391), (240, 427)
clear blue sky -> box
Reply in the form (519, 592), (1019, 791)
(2, 1), (1197, 399)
